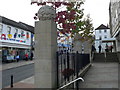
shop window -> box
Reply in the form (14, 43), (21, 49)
(14, 28), (18, 38)
(15, 28), (18, 33)
(26, 32), (30, 39)
(21, 30), (25, 38)
(0, 24), (3, 33)
(104, 29), (107, 33)
(104, 35), (107, 38)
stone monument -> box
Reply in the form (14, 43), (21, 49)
(34, 5), (57, 88)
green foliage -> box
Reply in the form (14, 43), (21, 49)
(66, 1), (94, 42)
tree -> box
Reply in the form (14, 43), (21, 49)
(79, 14), (94, 42)
(31, 0), (94, 43)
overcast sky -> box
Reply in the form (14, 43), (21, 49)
(0, 0), (110, 29)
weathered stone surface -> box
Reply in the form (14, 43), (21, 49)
(37, 5), (56, 20)
(34, 6), (57, 88)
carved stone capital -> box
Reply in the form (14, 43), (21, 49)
(38, 5), (56, 20)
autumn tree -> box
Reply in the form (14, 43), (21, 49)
(31, 0), (94, 43)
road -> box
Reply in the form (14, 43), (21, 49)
(1, 63), (34, 88)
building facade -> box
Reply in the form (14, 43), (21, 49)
(95, 24), (112, 52)
(0, 16), (34, 62)
(109, 0), (120, 52)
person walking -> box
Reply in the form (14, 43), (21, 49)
(105, 44), (109, 52)
(16, 54), (20, 62)
(25, 53), (28, 61)
(30, 52), (33, 60)
(109, 45), (113, 52)
(98, 45), (102, 53)
(92, 45), (96, 53)
(91, 44), (96, 60)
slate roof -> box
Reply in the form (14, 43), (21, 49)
(0, 16), (34, 33)
(95, 24), (109, 30)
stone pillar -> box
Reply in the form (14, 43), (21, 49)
(83, 40), (92, 54)
(34, 5), (57, 88)
(73, 41), (82, 53)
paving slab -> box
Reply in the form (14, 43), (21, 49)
(1, 60), (34, 71)
(4, 76), (34, 88)
(79, 62), (118, 88)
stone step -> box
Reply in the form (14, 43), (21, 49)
(93, 52), (119, 62)
(94, 53), (105, 62)
(79, 63), (118, 88)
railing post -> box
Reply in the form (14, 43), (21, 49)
(61, 50), (63, 84)
(11, 75), (13, 88)
(67, 51), (70, 81)
(75, 51), (79, 90)
(67, 52), (69, 69)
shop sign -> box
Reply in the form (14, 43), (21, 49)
(0, 34), (26, 43)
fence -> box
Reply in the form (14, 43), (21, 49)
(56, 51), (90, 88)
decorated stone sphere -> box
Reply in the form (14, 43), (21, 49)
(38, 5), (56, 20)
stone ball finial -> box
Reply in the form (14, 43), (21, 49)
(38, 5), (56, 20)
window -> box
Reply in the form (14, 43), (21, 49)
(26, 32), (30, 39)
(7, 26), (11, 34)
(21, 30), (24, 38)
(15, 28), (18, 33)
(14, 28), (18, 38)
(99, 30), (101, 33)
(104, 36), (107, 38)
(99, 36), (102, 40)
(104, 29), (107, 32)
(0, 24), (3, 33)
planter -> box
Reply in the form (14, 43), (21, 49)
(62, 68), (74, 80)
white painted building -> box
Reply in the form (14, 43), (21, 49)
(0, 16), (34, 61)
(95, 24), (112, 52)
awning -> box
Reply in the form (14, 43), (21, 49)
(102, 38), (116, 43)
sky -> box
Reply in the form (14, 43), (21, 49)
(0, 0), (110, 29)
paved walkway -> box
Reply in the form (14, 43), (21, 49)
(0, 60), (34, 71)
(5, 76), (34, 88)
(79, 62), (119, 88)
(3, 62), (119, 88)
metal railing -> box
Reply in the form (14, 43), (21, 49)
(56, 50), (90, 89)
(57, 77), (84, 90)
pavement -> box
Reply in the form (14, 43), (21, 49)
(2, 60), (119, 88)
(1, 60), (34, 88)
(79, 62), (119, 88)
(5, 76), (34, 88)
(0, 60), (34, 71)
(4, 62), (119, 88)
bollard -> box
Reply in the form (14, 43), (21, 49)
(11, 75), (13, 88)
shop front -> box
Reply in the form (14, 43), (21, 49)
(0, 26), (32, 62)
(1, 43), (31, 62)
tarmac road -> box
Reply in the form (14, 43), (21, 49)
(1, 63), (34, 88)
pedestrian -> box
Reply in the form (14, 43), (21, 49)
(16, 54), (20, 62)
(92, 45), (96, 53)
(91, 44), (96, 60)
(109, 45), (113, 52)
(30, 52), (33, 60)
(25, 53), (28, 61)
(105, 44), (109, 52)
(98, 45), (102, 53)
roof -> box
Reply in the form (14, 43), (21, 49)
(0, 16), (34, 33)
(95, 24), (110, 30)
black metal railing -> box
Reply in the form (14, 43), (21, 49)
(56, 50), (90, 88)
